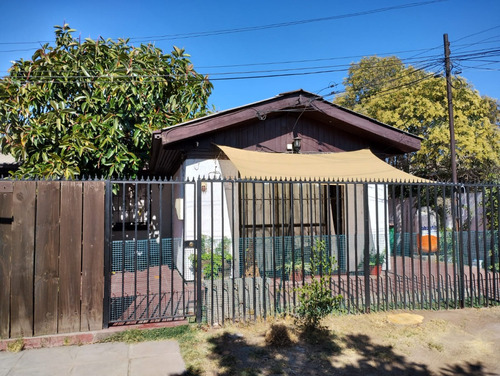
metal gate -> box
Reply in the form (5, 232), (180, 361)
(106, 179), (198, 324)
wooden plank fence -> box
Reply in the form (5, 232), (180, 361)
(0, 180), (105, 339)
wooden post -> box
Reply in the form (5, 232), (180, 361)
(10, 182), (36, 338)
(81, 181), (105, 331)
(0, 182), (13, 338)
(58, 181), (83, 333)
(34, 181), (61, 336)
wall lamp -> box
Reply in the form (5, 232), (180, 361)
(293, 137), (301, 153)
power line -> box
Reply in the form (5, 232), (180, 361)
(3, 41), (495, 77)
(461, 65), (500, 72)
(452, 35), (500, 53)
(0, 51), (444, 76)
(0, 44), (451, 77)
(452, 25), (500, 43)
(130, 0), (449, 42)
(1, 44), (498, 83)
(0, 56), (445, 82)
(336, 68), (443, 99)
(0, 0), (448, 47)
(197, 48), (444, 69)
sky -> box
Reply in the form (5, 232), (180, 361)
(0, 0), (499, 111)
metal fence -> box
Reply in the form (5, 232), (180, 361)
(106, 178), (499, 326)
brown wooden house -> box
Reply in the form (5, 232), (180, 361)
(148, 90), (424, 274)
(150, 89), (420, 176)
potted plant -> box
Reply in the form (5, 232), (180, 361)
(284, 261), (311, 282)
(190, 236), (232, 280)
(369, 252), (385, 276)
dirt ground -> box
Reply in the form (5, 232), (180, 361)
(186, 305), (500, 375)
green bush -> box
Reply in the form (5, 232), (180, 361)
(295, 241), (342, 328)
(191, 236), (233, 279)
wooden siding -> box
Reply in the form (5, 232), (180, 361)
(179, 113), (372, 155)
(158, 113), (392, 176)
(0, 181), (105, 339)
(151, 90), (421, 176)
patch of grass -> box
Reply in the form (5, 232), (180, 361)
(102, 324), (192, 343)
(427, 341), (444, 352)
(101, 324), (211, 373)
(269, 364), (284, 374)
(241, 368), (259, 376)
(249, 347), (269, 359)
(264, 323), (294, 347)
(299, 325), (341, 354)
(7, 339), (24, 353)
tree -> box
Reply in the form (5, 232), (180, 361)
(334, 56), (500, 182)
(0, 24), (213, 178)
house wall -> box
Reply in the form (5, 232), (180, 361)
(344, 184), (390, 272)
(175, 113), (380, 160)
(345, 184), (364, 271)
(174, 158), (238, 280)
(368, 184), (390, 271)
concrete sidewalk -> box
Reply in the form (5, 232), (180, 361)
(0, 340), (186, 376)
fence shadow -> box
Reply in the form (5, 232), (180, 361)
(440, 362), (492, 376)
(184, 329), (492, 376)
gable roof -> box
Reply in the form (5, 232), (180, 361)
(150, 90), (422, 175)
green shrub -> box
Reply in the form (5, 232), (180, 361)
(190, 236), (233, 279)
(295, 240), (342, 328)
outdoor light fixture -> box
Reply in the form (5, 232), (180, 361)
(292, 137), (301, 153)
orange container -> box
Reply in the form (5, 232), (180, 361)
(417, 233), (438, 253)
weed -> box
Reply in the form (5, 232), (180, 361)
(427, 341), (444, 352)
(7, 339), (24, 353)
(264, 323), (294, 347)
(102, 324), (192, 344)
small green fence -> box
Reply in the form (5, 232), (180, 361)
(393, 230), (499, 267)
(111, 238), (174, 272)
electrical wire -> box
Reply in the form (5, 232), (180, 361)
(0, 0), (448, 47)
(0, 40), (498, 84)
(0, 51), (448, 80)
(3, 42), (497, 78)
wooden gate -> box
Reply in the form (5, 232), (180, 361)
(0, 180), (105, 339)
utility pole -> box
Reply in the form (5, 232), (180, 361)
(443, 33), (458, 184)
(444, 33), (463, 308)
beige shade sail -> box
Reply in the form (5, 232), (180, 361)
(217, 145), (428, 182)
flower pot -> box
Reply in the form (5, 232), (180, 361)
(292, 270), (303, 282)
(370, 265), (382, 276)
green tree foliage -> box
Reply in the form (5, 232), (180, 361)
(334, 56), (500, 182)
(0, 24), (213, 178)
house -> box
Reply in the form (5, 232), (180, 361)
(145, 90), (425, 278)
(0, 150), (17, 177)
(150, 89), (421, 176)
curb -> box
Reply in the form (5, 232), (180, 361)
(0, 319), (188, 351)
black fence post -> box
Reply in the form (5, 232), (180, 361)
(196, 179), (203, 323)
(363, 183), (371, 313)
(457, 185), (466, 308)
(102, 179), (112, 329)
